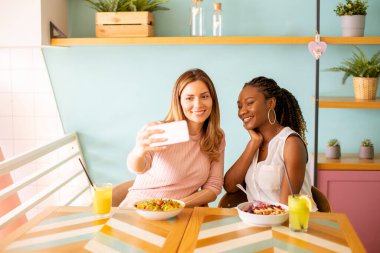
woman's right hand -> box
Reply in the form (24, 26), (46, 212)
(224, 129), (262, 193)
(134, 121), (168, 156)
(247, 129), (263, 148)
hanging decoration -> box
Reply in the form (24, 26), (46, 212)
(308, 32), (327, 60)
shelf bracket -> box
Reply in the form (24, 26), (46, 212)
(50, 21), (67, 39)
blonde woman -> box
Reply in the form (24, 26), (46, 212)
(122, 69), (225, 207)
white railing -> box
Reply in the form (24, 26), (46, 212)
(0, 133), (92, 230)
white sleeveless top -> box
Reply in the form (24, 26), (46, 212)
(245, 127), (317, 211)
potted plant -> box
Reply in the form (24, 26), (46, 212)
(359, 138), (374, 159)
(326, 139), (341, 159)
(334, 0), (368, 37)
(85, 0), (169, 37)
(325, 46), (380, 100)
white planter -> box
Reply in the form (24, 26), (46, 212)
(326, 146), (341, 159)
(359, 146), (374, 159)
(341, 15), (365, 37)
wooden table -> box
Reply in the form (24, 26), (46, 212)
(0, 206), (192, 253)
(0, 206), (366, 252)
(178, 207), (367, 253)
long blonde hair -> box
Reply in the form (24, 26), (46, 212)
(165, 69), (223, 162)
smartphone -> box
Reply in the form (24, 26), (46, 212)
(148, 120), (190, 147)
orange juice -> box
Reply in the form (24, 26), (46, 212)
(93, 183), (112, 216)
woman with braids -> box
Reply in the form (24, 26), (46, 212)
(121, 69), (225, 208)
(224, 76), (315, 208)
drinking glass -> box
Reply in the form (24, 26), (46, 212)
(93, 183), (112, 217)
(288, 194), (310, 232)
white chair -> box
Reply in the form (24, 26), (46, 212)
(0, 133), (92, 232)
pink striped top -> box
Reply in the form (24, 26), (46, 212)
(123, 132), (225, 206)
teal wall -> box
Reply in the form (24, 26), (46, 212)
(43, 0), (380, 194)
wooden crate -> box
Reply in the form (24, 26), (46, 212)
(96, 12), (154, 37)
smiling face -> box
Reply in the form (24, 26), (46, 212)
(180, 80), (213, 133)
(238, 86), (274, 130)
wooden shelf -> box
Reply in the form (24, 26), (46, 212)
(51, 36), (314, 46)
(322, 36), (380, 44)
(50, 36), (380, 46)
(319, 96), (380, 109)
(317, 153), (380, 171)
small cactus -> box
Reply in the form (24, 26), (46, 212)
(328, 139), (340, 147)
(361, 139), (373, 147)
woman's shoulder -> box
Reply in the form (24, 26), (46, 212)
(280, 127), (305, 147)
(218, 127), (225, 136)
(275, 127), (305, 157)
(283, 132), (307, 161)
(218, 128), (226, 148)
(279, 126), (297, 137)
(284, 134), (305, 149)
(277, 127), (303, 144)
(221, 127), (227, 136)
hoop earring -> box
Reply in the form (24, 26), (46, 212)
(267, 108), (276, 125)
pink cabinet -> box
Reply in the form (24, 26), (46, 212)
(318, 170), (380, 253)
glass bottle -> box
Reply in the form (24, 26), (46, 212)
(212, 3), (222, 36)
(190, 0), (204, 36)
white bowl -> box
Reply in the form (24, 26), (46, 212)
(134, 199), (185, 220)
(237, 201), (289, 226)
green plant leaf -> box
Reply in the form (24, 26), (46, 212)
(328, 139), (340, 146)
(361, 138), (373, 147)
(83, 0), (169, 12)
(334, 0), (368, 16)
(325, 46), (380, 83)
(370, 50), (380, 63)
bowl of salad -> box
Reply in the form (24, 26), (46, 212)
(237, 200), (289, 226)
(134, 199), (185, 220)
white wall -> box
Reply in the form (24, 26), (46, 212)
(0, 0), (74, 219)
(0, 47), (84, 218)
(0, 0), (41, 47)
(0, 0), (67, 47)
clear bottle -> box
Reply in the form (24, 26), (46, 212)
(212, 3), (222, 36)
(190, 0), (204, 36)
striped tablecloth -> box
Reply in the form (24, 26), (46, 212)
(178, 207), (366, 253)
(85, 209), (192, 253)
(1, 207), (107, 252)
(0, 206), (192, 253)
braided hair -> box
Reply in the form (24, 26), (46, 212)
(244, 76), (307, 143)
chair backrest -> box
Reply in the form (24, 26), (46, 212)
(218, 189), (248, 208)
(311, 186), (331, 212)
(0, 133), (92, 232)
(0, 148), (27, 239)
(112, 180), (134, 207)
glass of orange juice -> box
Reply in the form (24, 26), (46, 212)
(93, 183), (112, 217)
(288, 194), (312, 232)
